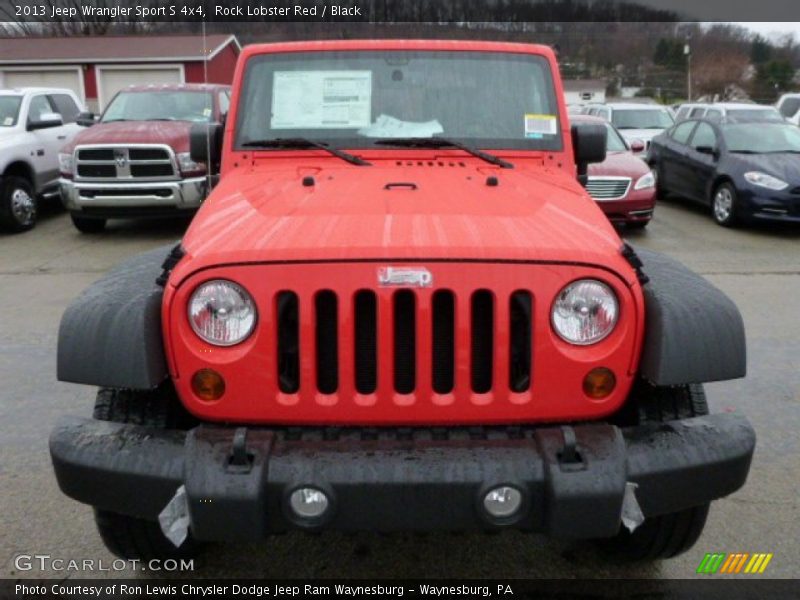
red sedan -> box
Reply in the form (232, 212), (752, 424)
(573, 115), (657, 228)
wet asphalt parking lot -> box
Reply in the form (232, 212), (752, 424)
(1, 195), (798, 582)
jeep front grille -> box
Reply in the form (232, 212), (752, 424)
(275, 288), (533, 397)
(586, 177), (631, 200)
(75, 145), (177, 181)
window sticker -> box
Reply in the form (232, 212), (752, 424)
(271, 70), (372, 129)
(524, 113), (557, 137)
(203, 108), (212, 117)
(3, 117), (12, 126)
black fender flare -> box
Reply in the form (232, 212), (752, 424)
(633, 246), (746, 385)
(57, 243), (182, 389)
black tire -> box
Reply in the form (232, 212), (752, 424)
(92, 385), (201, 560)
(0, 176), (37, 232)
(70, 213), (106, 233)
(654, 164), (667, 201)
(627, 220), (649, 230)
(600, 382), (711, 561)
(711, 181), (739, 227)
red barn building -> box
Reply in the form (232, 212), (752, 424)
(0, 34), (240, 112)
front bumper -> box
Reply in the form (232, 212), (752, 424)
(735, 184), (800, 223)
(595, 188), (657, 225)
(60, 176), (207, 215)
(50, 413), (754, 541)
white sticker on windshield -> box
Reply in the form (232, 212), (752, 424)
(3, 117), (12, 126)
(525, 113), (557, 137)
(271, 70), (372, 129)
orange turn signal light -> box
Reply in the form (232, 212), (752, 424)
(583, 367), (616, 399)
(192, 369), (225, 401)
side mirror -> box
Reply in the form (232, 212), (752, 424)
(629, 139), (646, 153)
(571, 122), (607, 186)
(190, 122), (223, 170)
(696, 145), (718, 158)
(76, 111), (97, 127)
(28, 112), (63, 131)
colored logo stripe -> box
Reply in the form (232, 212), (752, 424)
(744, 553), (773, 574)
(697, 553), (726, 574)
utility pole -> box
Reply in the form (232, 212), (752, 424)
(684, 41), (692, 101)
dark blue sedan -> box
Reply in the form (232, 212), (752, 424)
(648, 119), (800, 226)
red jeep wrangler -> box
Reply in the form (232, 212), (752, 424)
(51, 41), (754, 563)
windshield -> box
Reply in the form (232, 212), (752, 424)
(236, 50), (562, 151)
(102, 91), (213, 123)
(726, 108), (783, 122)
(612, 108), (674, 130)
(0, 96), (22, 127)
(605, 123), (628, 151)
(723, 123), (800, 153)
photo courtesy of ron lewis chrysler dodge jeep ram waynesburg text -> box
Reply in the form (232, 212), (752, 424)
(50, 40), (754, 564)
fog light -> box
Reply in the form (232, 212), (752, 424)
(191, 368), (225, 401)
(483, 486), (522, 519)
(583, 367), (616, 399)
(289, 487), (329, 519)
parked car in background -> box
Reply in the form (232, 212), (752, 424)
(59, 83), (230, 233)
(648, 118), (800, 226)
(776, 93), (800, 125)
(0, 87), (85, 232)
(675, 102), (784, 123)
(572, 114), (656, 228)
(584, 102), (674, 153)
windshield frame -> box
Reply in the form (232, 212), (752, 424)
(0, 95), (23, 128)
(234, 49), (564, 153)
(100, 90), (215, 123)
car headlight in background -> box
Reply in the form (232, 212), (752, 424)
(189, 280), (257, 346)
(744, 171), (789, 191)
(177, 152), (205, 175)
(58, 153), (73, 176)
(634, 170), (656, 190)
(551, 279), (619, 345)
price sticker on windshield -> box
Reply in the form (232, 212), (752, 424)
(3, 117), (12, 126)
(525, 113), (557, 138)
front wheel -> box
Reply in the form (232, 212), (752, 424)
(600, 383), (711, 560)
(70, 213), (106, 233)
(0, 176), (37, 232)
(711, 182), (739, 227)
(92, 386), (201, 560)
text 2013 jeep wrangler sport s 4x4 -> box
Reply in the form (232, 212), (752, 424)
(50, 40), (754, 563)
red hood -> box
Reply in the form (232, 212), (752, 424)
(588, 150), (650, 178)
(61, 120), (193, 153)
(174, 159), (635, 284)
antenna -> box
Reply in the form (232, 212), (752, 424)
(202, 16), (212, 192)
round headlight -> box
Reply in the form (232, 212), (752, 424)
(188, 280), (256, 346)
(551, 279), (619, 345)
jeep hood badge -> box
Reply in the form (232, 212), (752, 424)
(377, 266), (433, 288)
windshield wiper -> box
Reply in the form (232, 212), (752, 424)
(240, 137), (371, 166)
(373, 137), (514, 169)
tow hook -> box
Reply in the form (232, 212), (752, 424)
(557, 426), (586, 472)
(227, 427), (253, 473)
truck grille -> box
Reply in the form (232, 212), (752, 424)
(586, 177), (631, 200)
(75, 145), (177, 180)
(274, 288), (533, 397)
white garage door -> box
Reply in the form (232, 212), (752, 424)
(97, 66), (183, 110)
(1, 69), (82, 99)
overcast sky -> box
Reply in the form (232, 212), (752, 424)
(735, 22), (800, 41)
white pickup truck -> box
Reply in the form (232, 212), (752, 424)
(0, 87), (85, 232)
